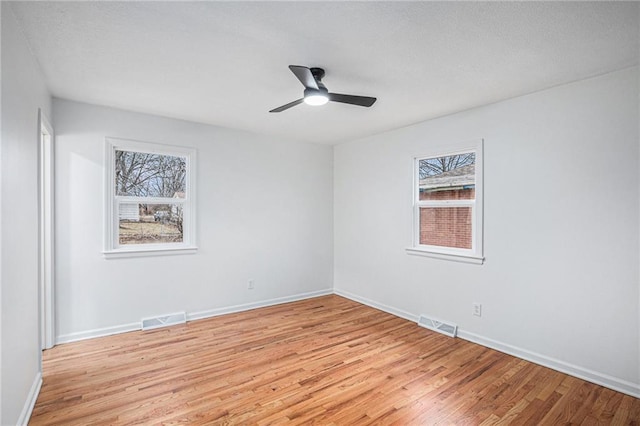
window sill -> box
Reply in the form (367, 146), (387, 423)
(103, 246), (198, 259)
(405, 247), (484, 265)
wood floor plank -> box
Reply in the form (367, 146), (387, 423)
(30, 295), (640, 425)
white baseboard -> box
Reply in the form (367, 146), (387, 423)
(57, 322), (140, 344)
(457, 330), (640, 399)
(17, 372), (42, 426)
(334, 288), (640, 399)
(188, 289), (333, 321)
(56, 289), (333, 344)
(333, 289), (419, 323)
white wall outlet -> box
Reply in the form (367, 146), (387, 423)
(472, 303), (482, 317)
(248, 279), (254, 290)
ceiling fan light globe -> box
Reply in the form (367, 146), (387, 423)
(304, 94), (329, 106)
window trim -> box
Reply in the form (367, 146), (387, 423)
(103, 138), (197, 258)
(406, 139), (484, 264)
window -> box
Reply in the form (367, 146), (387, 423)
(104, 138), (196, 257)
(407, 139), (484, 264)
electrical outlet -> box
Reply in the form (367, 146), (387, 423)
(472, 303), (482, 317)
(248, 279), (254, 290)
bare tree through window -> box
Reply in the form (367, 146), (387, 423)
(419, 153), (475, 179)
(115, 151), (186, 197)
(115, 150), (187, 245)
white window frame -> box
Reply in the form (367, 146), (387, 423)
(406, 138), (484, 264)
(103, 138), (197, 258)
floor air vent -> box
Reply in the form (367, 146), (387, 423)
(141, 312), (186, 331)
(418, 314), (458, 338)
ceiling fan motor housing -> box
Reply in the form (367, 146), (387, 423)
(304, 87), (328, 98)
(305, 68), (327, 100)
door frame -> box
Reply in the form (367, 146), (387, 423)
(38, 109), (55, 349)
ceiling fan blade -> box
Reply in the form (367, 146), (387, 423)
(289, 65), (319, 90)
(269, 98), (304, 113)
(328, 93), (377, 107)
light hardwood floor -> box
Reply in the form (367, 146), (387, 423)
(31, 295), (640, 425)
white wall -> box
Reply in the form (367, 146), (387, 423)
(334, 68), (640, 394)
(53, 99), (333, 341)
(1, 3), (52, 425)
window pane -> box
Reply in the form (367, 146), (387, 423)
(419, 207), (472, 249)
(118, 203), (183, 245)
(419, 153), (475, 201)
(115, 150), (186, 197)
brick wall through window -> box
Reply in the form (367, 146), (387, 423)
(419, 188), (474, 249)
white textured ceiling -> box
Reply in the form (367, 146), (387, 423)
(9, 1), (640, 144)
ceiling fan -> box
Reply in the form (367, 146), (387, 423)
(269, 65), (377, 113)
